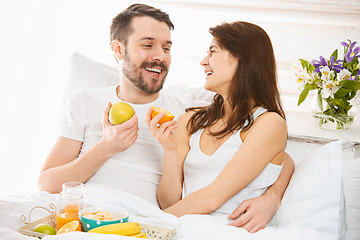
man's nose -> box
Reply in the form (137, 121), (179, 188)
(152, 46), (166, 62)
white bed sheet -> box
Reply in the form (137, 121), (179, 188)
(0, 185), (331, 240)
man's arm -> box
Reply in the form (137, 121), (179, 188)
(38, 102), (139, 193)
(228, 152), (295, 233)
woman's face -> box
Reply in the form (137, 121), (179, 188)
(200, 38), (238, 96)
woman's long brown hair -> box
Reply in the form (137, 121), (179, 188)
(186, 21), (285, 138)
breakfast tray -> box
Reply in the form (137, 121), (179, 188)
(18, 204), (176, 239)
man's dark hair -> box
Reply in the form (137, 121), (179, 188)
(110, 3), (174, 45)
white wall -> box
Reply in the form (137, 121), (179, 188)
(0, 0), (359, 195)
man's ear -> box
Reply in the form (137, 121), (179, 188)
(111, 40), (125, 62)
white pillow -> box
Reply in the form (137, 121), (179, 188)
(63, 52), (119, 100)
(342, 157), (360, 240)
(270, 141), (344, 240)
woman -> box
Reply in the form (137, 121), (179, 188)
(146, 21), (287, 226)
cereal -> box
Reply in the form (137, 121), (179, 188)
(82, 210), (119, 221)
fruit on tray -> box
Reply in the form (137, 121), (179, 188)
(131, 231), (148, 238)
(109, 102), (135, 125)
(150, 106), (174, 124)
(88, 222), (143, 236)
(33, 224), (56, 235)
(57, 220), (81, 234)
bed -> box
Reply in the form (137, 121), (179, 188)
(0, 53), (359, 240)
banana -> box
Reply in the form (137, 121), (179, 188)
(88, 222), (142, 236)
(130, 232), (148, 238)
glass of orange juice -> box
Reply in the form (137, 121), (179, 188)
(56, 192), (83, 231)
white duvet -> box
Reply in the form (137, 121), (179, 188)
(0, 184), (331, 240)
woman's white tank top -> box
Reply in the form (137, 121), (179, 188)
(182, 107), (283, 222)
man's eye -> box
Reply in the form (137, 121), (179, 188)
(143, 45), (152, 48)
(163, 47), (170, 52)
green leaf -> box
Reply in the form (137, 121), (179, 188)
(309, 83), (318, 90)
(298, 84), (311, 106)
(334, 88), (352, 98)
(299, 59), (315, 73)
(317, 92), (323, 111)
(330, 98), (349, 114)
(330, 49), (338, 61)
(351, 69), (359, 76)
(339, 79), (360, 92)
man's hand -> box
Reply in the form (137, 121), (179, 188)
(228, 153), (294, 233)
(100, 102), (139, 155)
(227, 190), (281, 233)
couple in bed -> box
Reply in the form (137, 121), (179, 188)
(38, 3), (294, 233)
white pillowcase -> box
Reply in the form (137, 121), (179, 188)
(63, 52), (119, 100)
(270, 141), (344, 240)
(342, 157), (360, 240)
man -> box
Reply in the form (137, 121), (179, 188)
(38, 4), (294, 232)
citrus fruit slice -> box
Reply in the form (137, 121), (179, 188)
(33, 224), (56, 235)
(57, 220), (81, 234)
(150, 106), (174, 124)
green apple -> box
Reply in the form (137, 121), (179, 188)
(33, 224), (56, 235)
(109, 102), (135, 125)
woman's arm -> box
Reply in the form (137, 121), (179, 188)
(227, 152), (294, 232)
(145, 109), (193, 209)
(164, 112), (287, 217)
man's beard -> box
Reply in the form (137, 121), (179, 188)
(122, 51), (168, 94)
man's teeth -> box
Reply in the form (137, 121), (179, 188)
(145, 67), (161, 74)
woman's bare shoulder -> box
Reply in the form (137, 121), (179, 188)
(177, 109), (198, 126)
(252, 111), (287, 137)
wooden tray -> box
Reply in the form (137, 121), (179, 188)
(18, 204), (176, 239)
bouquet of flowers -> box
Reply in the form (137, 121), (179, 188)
(293, 39), (360, 129)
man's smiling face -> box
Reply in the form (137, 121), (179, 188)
(122, 16), (172, 94)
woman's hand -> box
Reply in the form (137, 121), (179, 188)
(145, 107), (177, 151)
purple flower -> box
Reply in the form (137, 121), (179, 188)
(345, 46), (360, 63)
(340, 41), (348, 47)
(350, 71), (360, 81)
(329, 56), (343, 72)
(350, 41), (358, 51)
(312, 56), (328, 73)
(340, 39), (357, 49)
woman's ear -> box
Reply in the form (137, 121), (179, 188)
(111, 40), (124, 62)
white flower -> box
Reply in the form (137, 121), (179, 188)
(321, 80), (339, 98)
(337, 69), (352, 81)
(292, 63), (312, 87)
(320, 66), (334, 81)
(354, 91), (360, 105)
(356, 62), (360, 70)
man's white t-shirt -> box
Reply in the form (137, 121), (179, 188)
(58, 85), (188, 206)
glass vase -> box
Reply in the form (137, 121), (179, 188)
(313, 112), (354, 130)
